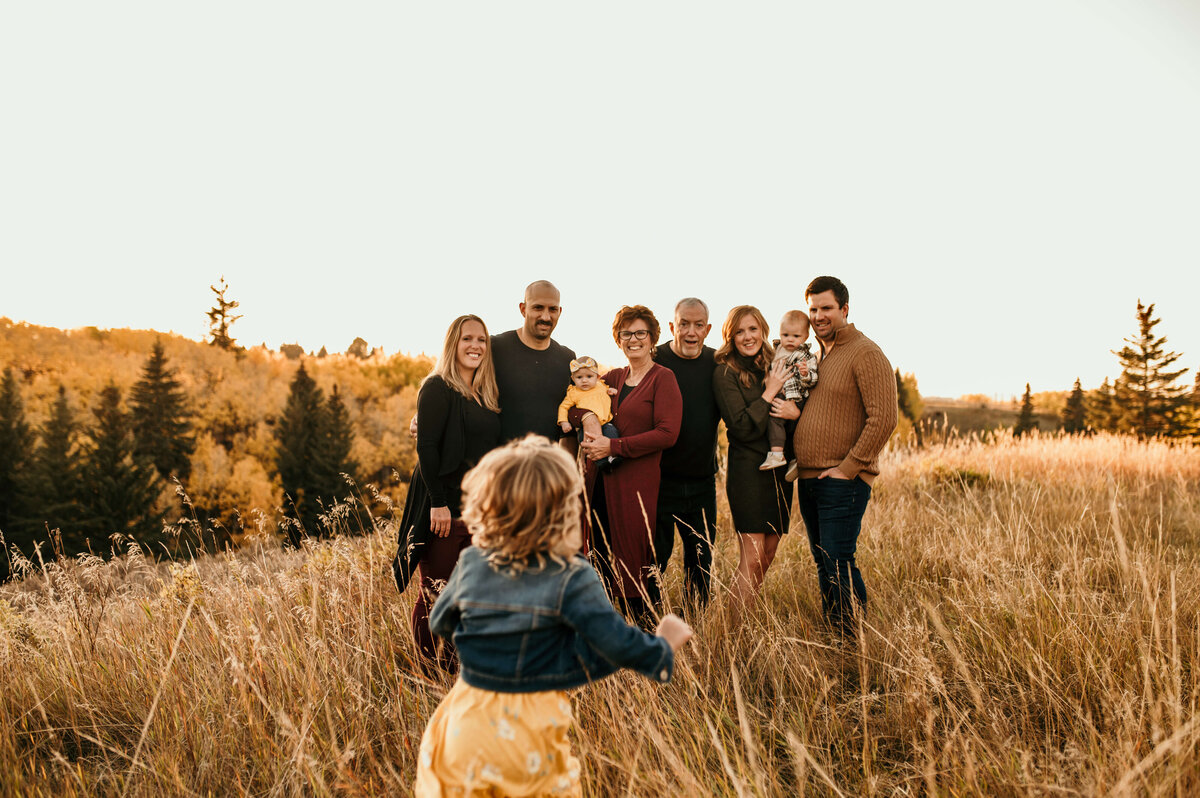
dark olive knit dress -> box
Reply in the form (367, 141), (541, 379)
(712, 357), (793, 536)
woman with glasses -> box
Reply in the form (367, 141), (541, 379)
(578, 305), (682, 626)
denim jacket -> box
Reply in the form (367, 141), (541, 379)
(429, 546), (675, 693)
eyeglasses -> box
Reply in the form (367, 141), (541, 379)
(617, 330), (651, 341)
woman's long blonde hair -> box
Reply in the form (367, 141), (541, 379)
(461, 436), (583, 573)
(714, 305), (774, 388)
(427, 314), (500, 412)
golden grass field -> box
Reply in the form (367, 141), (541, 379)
(1, 433), (1198, 796)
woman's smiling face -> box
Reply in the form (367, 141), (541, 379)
(732, 313), (762, 358)
(456, 319), (487, 373)
(619, 319), (652, 362)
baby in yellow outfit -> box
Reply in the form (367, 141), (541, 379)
(558, 356), (620, 469)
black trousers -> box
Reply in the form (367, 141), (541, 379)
(652, 475), (718, 609)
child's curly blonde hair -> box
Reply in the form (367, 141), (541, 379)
(461, 435), (583, 572)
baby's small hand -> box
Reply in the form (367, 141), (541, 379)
(797, 362), (809, 376)
(560, 421), (573, 433)
(606, 386), (618, 396)
(655, 613), (693, 653)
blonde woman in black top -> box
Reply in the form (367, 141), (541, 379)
(394, 314), (502, 668)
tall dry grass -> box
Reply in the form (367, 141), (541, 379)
(1, 433), (1197, 796)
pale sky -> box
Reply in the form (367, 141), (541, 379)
(4, 1), (1199, 398)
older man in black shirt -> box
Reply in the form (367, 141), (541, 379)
(652, 297), (721, 609)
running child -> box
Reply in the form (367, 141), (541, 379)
(414, 435), (693, 797)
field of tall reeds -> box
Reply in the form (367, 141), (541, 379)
(1, 433), (1197, 796)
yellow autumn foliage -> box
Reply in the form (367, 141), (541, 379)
(1, 317), (430, 542)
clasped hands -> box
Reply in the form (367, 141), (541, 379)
(579, 432), (611, 461)
(764, 360), (800, 420)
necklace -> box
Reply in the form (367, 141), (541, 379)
(626, 361), (653, 385)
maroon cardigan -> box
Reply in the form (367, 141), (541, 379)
(583, 363), (682, 597)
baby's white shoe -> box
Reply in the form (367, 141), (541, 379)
(784, 461), (800, 482)
(759, 451), (786, 470)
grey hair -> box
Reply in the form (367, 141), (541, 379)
(674, 297), (709, 317)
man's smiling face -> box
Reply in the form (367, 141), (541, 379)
(670, 303), (711, 359)
(807, 290), (849, 342)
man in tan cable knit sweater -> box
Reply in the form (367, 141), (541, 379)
(788, 275), (897, 636)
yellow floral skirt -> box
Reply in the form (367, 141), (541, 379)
(414, 678), (583, 797)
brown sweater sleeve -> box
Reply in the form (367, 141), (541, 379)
(838, 346), (898, 479)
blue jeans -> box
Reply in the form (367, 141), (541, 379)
(797, 477), (872, 632)
(576, 422), (619, 443)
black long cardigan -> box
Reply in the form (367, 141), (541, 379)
(391, 376), (498, 592)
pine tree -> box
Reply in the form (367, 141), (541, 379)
(316, 385), (366, 532)
(78, 384), (162, 552)
(1182, 369), (1200, 440)
(207, 276), (244, 351)
(1014, 383), (1037, 437)
(1112, 300), (1189, 439)
(0, 369), (33, 530)
(25, 386), (85, 555)
(275, 364), (328, 543)
(1087, 378), (1119, 432)
(895, 368), (925, 447)
(0, 367), (35, 576)
(131, 339), (196, 480)
(320, 385), (358, 495)
(1061, 378), (1088, 434)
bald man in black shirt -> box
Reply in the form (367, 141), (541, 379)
(490, 281), (576, 441)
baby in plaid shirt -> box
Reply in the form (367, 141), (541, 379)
(761, 310), (818, 472)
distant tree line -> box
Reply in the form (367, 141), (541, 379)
(1020, 300), (1197, 440)
(0, 341), (362, 580)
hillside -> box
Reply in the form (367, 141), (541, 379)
(922, 397), (1061, 437)
(1, 317), (431, 555)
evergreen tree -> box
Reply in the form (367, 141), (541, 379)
(1182, 369), (1200, 440)
(0, 367), (35, 577)
(1014, 383), (1037, 437)
(78, 384), (162, 551)
(0, 369), (34, 530)
(1087, 377), (1119, 432)
(895, 368), (925, 447)
(320, 385), (359, 494)
(24, 386), (84, 554)
(1112, 300), (1189, 439)
(1061, 378), (1088, 434)
(317, 385), (366, 532)
(275, 364), (328, 543)
(207, 276), (243, 351)
(131, 339), (195, 480)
